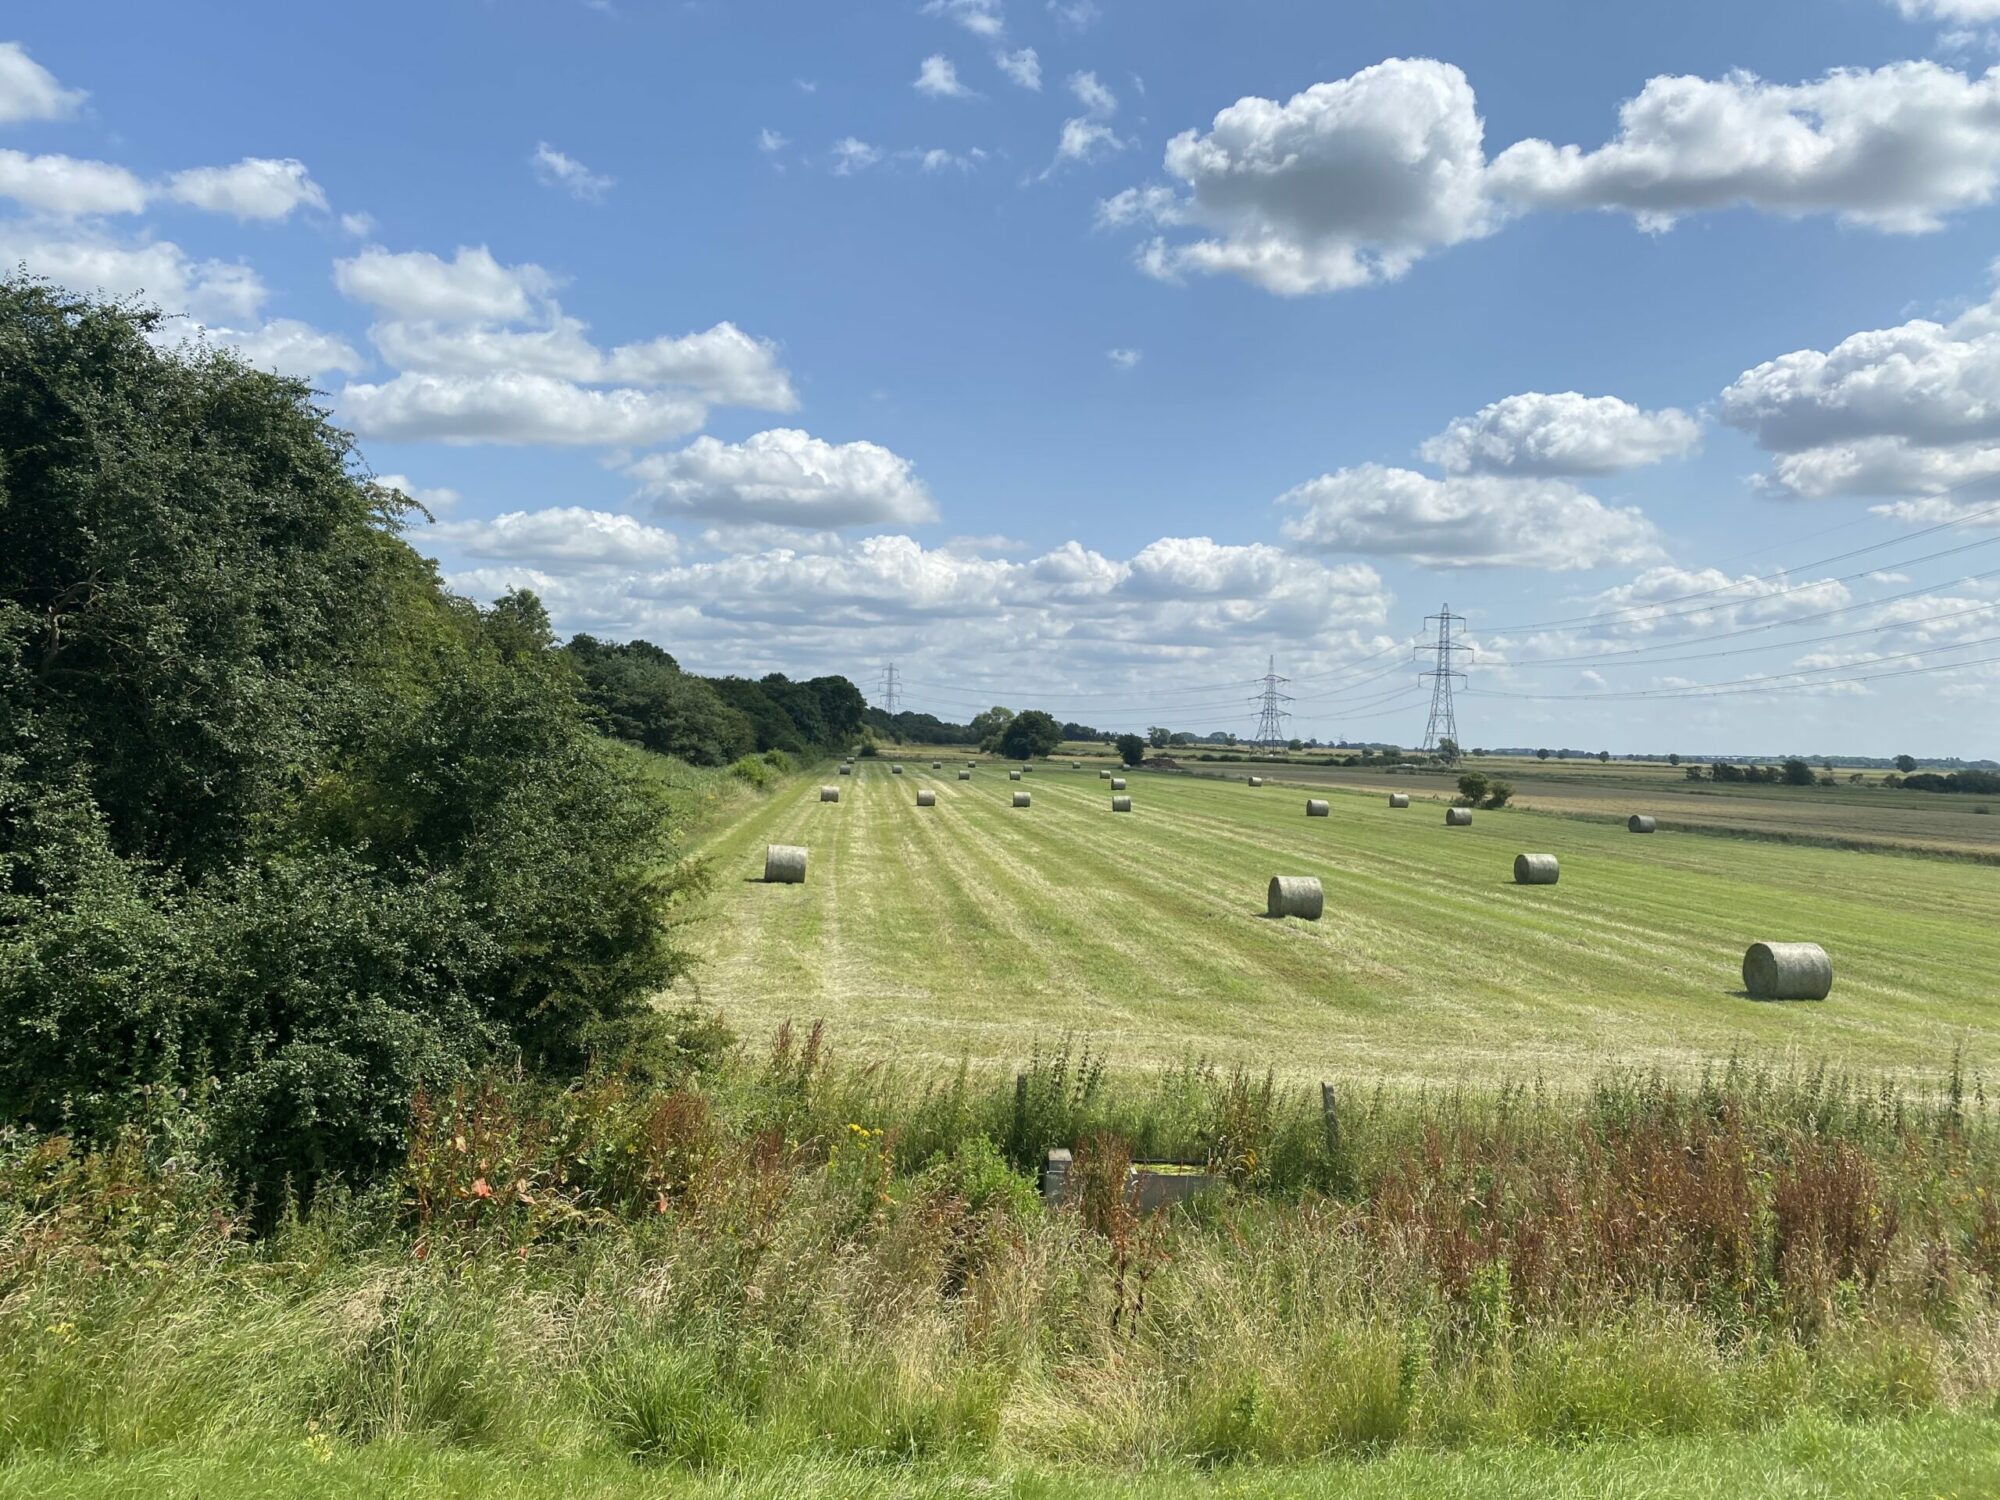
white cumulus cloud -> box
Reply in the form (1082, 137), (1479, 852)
(529, 142), (614, 200)
(334, 244), (555, 323)
(1421, 392), (1701, 476)
(915, 54), (977, 100)
(996, 47), (1041, 90)
(0, 150), (148, 216)
(629, 428), (939, 527)
(431, 506), (682, 567)
(1277, 464), (1663, 570)
(0, 223), (266, 323)
(922, 0), (1005, 37)
(0, 42), (84, 124)
(338, 372), (707, 446)
(165, 158), (328, 221)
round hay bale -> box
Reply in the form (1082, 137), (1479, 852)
(820, 786), (840, 803)
(1389, 793), (1410, 809)
(967, 762), (977, 769)
(1248, 776), (1264, 787)
(764, 844), (807, 883)
(1112, 795), (1132, 812)
(1012, 791), (1031, 808)
(1306, 799), (1330, 817)
(1099, 769), (1110, 779)
(1009, 770), (1022, 781)
(1267, 875), (1324, 921)
(1743, 941), (1832, 1001)
(1444, 807), (1471, 826)
(1110, 777), (1127, 790)
(1628, 814), (1657, 834)
(1513, 853), (1560, 885)
(1071, 761), (1081, 770)
(916, 789), (936, 807)
(931, 761), (942, 770)
(1021, 764), (1033, 773)
(839, 764), (852, 775)
(957, 770), (972, 780)
(892, 764), (903, 774)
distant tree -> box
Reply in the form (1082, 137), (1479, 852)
(1000, 709), (1062, 760)
(1668, 753), (1681, 767)
(969, 705), (1015, 753)
(1116, 733), (1146, 767)
(1781, 758), (1816, 787)
(1456, 770), (1490, 806)
(1481, 779), (1514, 809)
(1471, 747), (1487, 757)
(1685, 766), (1704, 781)
(1597, 751), (1611, 763)
(1146, 726), (1171, 749)
(1536, 748), (1551, 761)
(1436, 736), (1461, 765)
(1287, 738), (1303, 751)
(1895, 754), (1918, 774)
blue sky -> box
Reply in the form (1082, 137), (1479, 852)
(7, 2), (2000, 756)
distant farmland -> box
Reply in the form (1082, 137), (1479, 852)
(684, 758), (2000, 1083)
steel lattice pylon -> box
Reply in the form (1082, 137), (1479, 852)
(1416, 606), (1470, 756)
(1249, 655), (1293, 751)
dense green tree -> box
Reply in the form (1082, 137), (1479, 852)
(999, 709), (1062, 760)
(565, 635), (755, 764)
(1116, 733), (1146, 767)
(1781, 758), (1816, 786)
(0, 278), (689, 1204)
(1895, 754), (1918, 774)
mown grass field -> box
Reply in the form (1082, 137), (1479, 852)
(685, 758), (2000, 1083)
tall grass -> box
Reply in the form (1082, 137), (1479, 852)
(3, 1030), (1999, 1476)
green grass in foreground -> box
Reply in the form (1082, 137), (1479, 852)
(10, 1413), (1999, 1499)
(686, 760), (2000, 1083)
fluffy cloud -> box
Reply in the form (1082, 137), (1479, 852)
(1111, 59), (1495, 295)
(338, 372), (706, 446)
(0, 223), (265, 323)
(1106, 347), (1140, 368)
(0, 42), (83, 125)
(334, 245), (554, 323)
(1421, 392), (1701, 476)
(1894, 0), (2000, 19)
(1489, 63), (2000, 234)
(996, 48), (1041, 90)
(1277, 464), (1662, 570)
(628, 428), (938, 527)
(181, 318), (365, 381)
(1069, 70), (1116, 116)
(165, 158), (327, 221)
(0, 150), (148, 216)
(370, 316), (795, 409)
(832, 138), (881, 175)
(430, 506), (681, 567)
(922, 0), (1005, 37)
(1109, 58), (2000, 294)
(441, 532), (1390, 677)
(332, 243), (794, 445)
(915, 55), (976, 100)
(529, 142), (614, 200)
(1720, 277), (2000, 499)
(758, 128), (788, 153)
(1050, 118), (1124, 171)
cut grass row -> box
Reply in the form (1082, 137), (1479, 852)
(684, 760), (2000, 1083)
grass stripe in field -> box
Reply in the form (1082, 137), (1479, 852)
(684, 762), (2000, 1083)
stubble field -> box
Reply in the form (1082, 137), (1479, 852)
(684, 757), (2000, 1084)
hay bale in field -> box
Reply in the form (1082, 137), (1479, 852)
(1513, 853), (1560, 885)
(1444, 807), (1471, 826)
(1112, 795), (1132, 812)
(1628, 814), (1657, 833)
(958, 770), (972, 780)
(932, 761), (943, 770)
(1021, 764), (1033, 773)
(916, 789), (936, 807)
(1248, 776), (1264, 787)
(1389, 793), (1410, 809)
(892, 764), (904, 775)
(967, 761), (977, 769)
(1071, 762), (1081, 770)
(764, 844), (807, 883)
(1743, 941), (1832, 1001)
(820, 785), (840, 803)
(1306, 799), (1330, 817)
(1267, 875), (1323, 920)
(1012, 791), (1031, 808)
(1111, 777), (1127, 790)
(1009, 770), (1022, 781)
(1099, 769), (1111, 779)
(839, 764), (852, 775)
